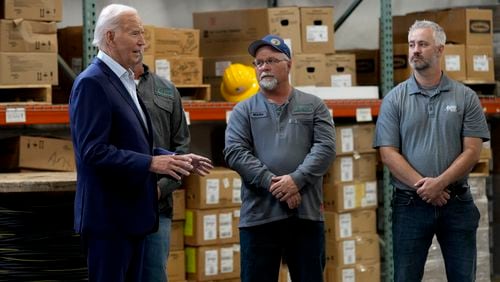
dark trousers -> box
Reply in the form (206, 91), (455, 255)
(392, 188), (480, 282)
(83, 235), (146, 282)
(240, 217), (325, 282)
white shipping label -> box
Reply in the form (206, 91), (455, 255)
(445, 55), (461, 71)
(215, 60), (232, 76)
(339, 213), (353, 238)
(203, 214), (217, 241)
(219, 213), (233, 239)
(232, 178), (242, 203)
(362, 181), (378, 207)
(220, 247), (234, 273)
(155, 59), (171, 80)
(343, 185), (356, 209)
(6, 107), (26, 123)
(340, 157), (354, 182)
(356, 108), (372, 122)
(205, 179), (220, 204)
(342, 268), (355, 282)
(205, 249), (218, 276)
(473, 55), (489, 72)
(284, 38), (293, 55)
(340, 128), (354, 153)
(222, 177), (230, 189)
(331, 74), (352, 87)
(306, 25), (329, 42)
(343, 240), (356, 265)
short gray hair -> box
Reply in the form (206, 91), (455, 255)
(408, 20), (446, 46)
(93, 4), (138, 49)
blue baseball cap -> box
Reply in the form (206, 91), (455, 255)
(248, 34), (291, 59)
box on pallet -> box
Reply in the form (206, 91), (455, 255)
(0, 52), (58, 85)
(465, 45), (495, 82)
(323, 153), (378, 185)
(324, 210), (377, 241)
(324, 263), (380, 282)
(154, 27), (200, 57)
(172, 189), (186, 220)
(154, 56), (203, 85)
(1, 0), (62, 21)
(339, 49), (379, 86)
(323, 181), (378, 213)
(441, 44), (466, 81)
(325, 53), (357, 87)
(300, 7), (335, 54)
(325, 233), (380, 267)
(335, 123), (376, 156)
(0, 19), (57, 53)
(185, 244), (241, 281)
(184, 207), (240, 246)
(291, 53), (328, 86)
(167, 250), (186, 281)
(170, 220), (184, 251)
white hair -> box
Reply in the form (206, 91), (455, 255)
(408, 20), (447, 46)
(93, 4), (138, 49)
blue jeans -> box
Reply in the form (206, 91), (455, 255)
(142, 214), (172, 282)
(392, 188), (480, 282)
(240, 217), (325, 282)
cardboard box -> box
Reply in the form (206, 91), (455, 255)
(438, 8), (493, 45)
(194, 7), (301, 57)
(326, 234), (380, 267)
(324, 210), (377, 241)
(0, 136), (75, 172)
(291, 53), (328, 86)
(57, 26), (83, 74)
(170, 220), (184, 251)
(185, 167), (242, 209)
(324, 153), (378, 185)
(393, 43), (411, 84)
(167, 250), (186, 281)
(323, 181), (378, 213)
(1, 0), (62, 21)
(392, 11), (438, 44)
(202, 55), (254, 101)
(335, 123), (376, 156)
(154, 27), (200, 57)
(154, 56), (203, 85)
(173, 189), (186, 220)
(184, 207), (240, 246)
(325, 263), (380, 282)
(441, 44), (466, 81)
(143, 25), (155, 55)
(0, 19), (57, 53)
(300, 7), (335, 54)
(0, 52), (58, 85)
(465, 45), (495, 82)
(339, 49), (379, 86)
(325, 53), (356, 86)
(185, 244), (240, 281)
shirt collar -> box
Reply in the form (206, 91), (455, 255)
(97, 50), (132, 79)
(407, 72), (453, 96)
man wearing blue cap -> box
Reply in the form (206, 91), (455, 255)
(224, 34), (336, 282)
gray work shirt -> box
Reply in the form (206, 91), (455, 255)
(373, 74), (490, 191)
(224, 88), (336, 227)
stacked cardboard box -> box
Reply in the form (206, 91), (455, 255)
(392, 8), (494, 84)
(321, 123), (380, 282)
(0, 0), (61, 86)
(183, 167), (242, 281)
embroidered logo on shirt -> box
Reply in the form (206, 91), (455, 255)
(251, 112), (267, 118)
(293, 104), (313, 114)
(155, 87), (174, 97)
(445, 105), (457, 112)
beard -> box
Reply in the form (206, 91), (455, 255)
(410, 53), (439, 71)
(259, 72), (278, 90)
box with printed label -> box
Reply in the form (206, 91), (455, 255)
(325, 233), (380, 267)
(323, 153), (377, 186)
(335, 123), (375, 156)
(465, 45), (494, 82)
(339, 49), (379, 86)
(166, 250), (186, 281)
(324, 210), (377, 241)
(300, 7), (335, 54)
(0, 136), (74, 172)
(441, 44), (466, 81)
(184, 207), (240, 246)
(194, 7), (301, 57)
(0, 52), (58, 85)
(323, 181), (378, 213)
(185, 167), (242, 209)
(438, 8), (493, 46)
(291, 53), (328, 86)
(172, 189), (186, 220)
(325, 263), (380, 282)
(325, 53), (356, 86)
(1, 0), (62, 21)
(0, 19), (57, 53)
(153, 56), (203, 85)
(170, 220), (184, 251)
(185, 244), (240, 281)
(154, 27), (200, 57)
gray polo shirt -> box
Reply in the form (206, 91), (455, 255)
(373, 74), (490, 191)
(224, 88), (336, 227)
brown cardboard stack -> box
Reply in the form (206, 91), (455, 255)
(168, 189), (187, 281)
(338, 49), (379, 86)
(0, 0), (61, 86)
(322, 123), (380, 282)
(392, 8), (494, 84)
(183, 167), (242, 281)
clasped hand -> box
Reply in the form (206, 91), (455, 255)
(269, 175), (301, 209)
(415, 177), (450, 206)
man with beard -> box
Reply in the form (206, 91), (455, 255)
(374, 20), (489, 281)
(223, 34), (336, 282)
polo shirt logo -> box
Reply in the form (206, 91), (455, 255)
(251, 112), (267, 118)
(445, 105), (457, 112)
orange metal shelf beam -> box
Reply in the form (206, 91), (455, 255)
(1, 97), (500, 125)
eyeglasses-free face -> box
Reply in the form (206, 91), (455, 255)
(252, 58), (289, 68)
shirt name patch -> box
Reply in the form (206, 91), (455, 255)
(293, 104), (313, 114)
(155, 87), (173, 97)
(445, 105), (457, 112)
(251, 112), (267, 118)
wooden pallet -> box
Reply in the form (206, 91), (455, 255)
(470, 158), (490, 177)
(177, 84), (210, 102)
(0, 84), (52, 104)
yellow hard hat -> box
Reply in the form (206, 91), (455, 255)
(220, 63), (259, 102)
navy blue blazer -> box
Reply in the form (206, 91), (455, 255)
(69, 58), (158, 238)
